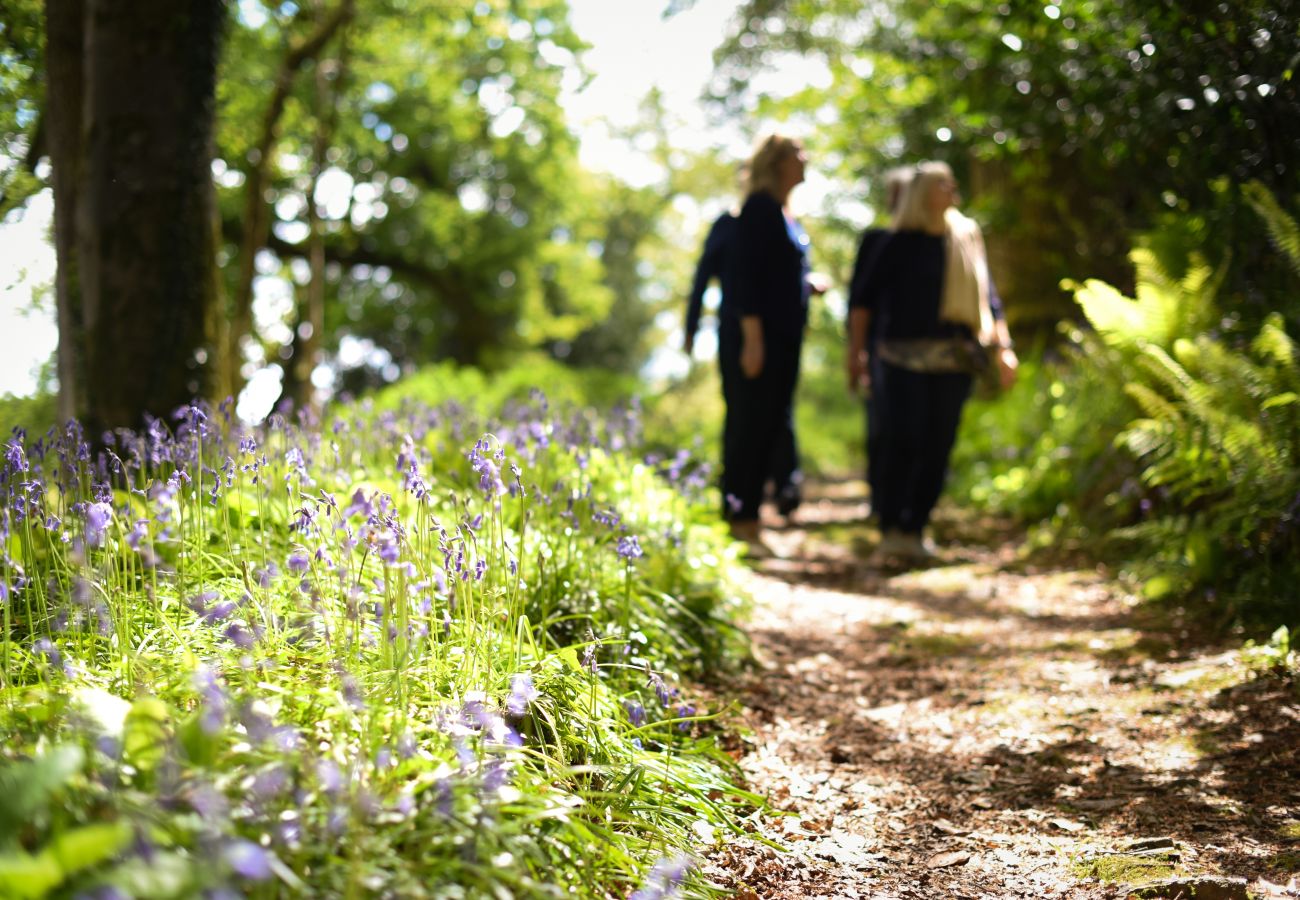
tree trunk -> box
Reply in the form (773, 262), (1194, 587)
(47, 0), (226, 436)
(44, 0), (84, 426)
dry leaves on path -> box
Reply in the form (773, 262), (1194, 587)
(703, 483), (1300, 899)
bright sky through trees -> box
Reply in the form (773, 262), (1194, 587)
(0, 0), (752, 399)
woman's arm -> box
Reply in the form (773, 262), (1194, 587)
(684, 214), (732, 353)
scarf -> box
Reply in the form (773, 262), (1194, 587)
(939, 208), (995, 346)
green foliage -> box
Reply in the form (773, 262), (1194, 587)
(709, 0), (1300, 337)
(0, 0), (44, 216)
(953, 186), (1300, 630)
(0, 390), (56, 445)
(216, 0), (622, 376)
(1241, 626), (1298, 676)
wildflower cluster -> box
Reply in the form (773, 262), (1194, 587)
(0, 391), (747, 897)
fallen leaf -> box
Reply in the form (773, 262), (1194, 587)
(932, 818), (967, 836)
(1049, 818), (1086, 833)
(926, 850), (972, 869)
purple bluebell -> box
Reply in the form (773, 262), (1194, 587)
(4, 437), (29, 476)
(250, 764), (290, 802)
(222, 623), (257, 649)
(676, 703), (696, 732)
(647, 669), (673, 708)
(340, 673), (365, 710)
(616, 535), (644, 561)
(482, 758), (511, 793)
(624, 699), (646, 727)
(317, 759), (344, 795)
(630, 854), (692, 900)
(506, 674), (538, 716)
(377, 534), (401, 565)
(286, 551), (310, 574)
(193, 668), (228, 735)
(223, 840), (272, 881)
(84, 501), (113, 547)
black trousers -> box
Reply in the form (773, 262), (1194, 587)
(719, 317), (803, 521)
(873, 362), (971, 534)
(865, 352), (884, 511)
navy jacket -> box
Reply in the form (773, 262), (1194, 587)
(684, 212), (737, 345)
(727, 191), (810, 339)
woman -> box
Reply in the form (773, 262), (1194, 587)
(847, 161), (1017, 562)
(720, 133), (818, 550)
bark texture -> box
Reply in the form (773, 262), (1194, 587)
(44, 0), (85, 425)
(46, 0), (225, 435)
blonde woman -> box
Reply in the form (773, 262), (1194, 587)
(720, 132), (822, 550)
(847, 161), (1018, 563)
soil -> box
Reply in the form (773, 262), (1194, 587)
(700, 481), (1300, 899)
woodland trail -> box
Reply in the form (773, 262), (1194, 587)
(701, 481), (1300, 900)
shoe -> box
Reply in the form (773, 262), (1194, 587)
(729, 520), (775, 559)
(775, 485), (801, 519)
(868, 529), (912, 567)
(898, 532), (937, 562)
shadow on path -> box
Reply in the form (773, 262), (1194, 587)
(702, 484), (1300, 899)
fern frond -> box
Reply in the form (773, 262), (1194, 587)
(1244, 180), (1300, 277)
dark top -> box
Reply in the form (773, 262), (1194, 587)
(727, 191), (811, 338)
(849, 227), (890, 344)
(685, 212), (737, 345)
(848, 229), (1004, 342)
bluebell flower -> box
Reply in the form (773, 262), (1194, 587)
(222, 623), (257, 649)
(84, 501), (113, 547)
(676, 703), (696, 732)
(250, 764), (290, 802)
(623, 699), (646, 727)
(630, 854), (692, 900)
(316, 759), (343, 795)
(616, 535), (644, 561)
(223, 840), (272, 881)
(4, 437), (28, 476)
(482, 758), (511, 793)
(193, 668), (228, 735)
(506, 674), (538, 716)
(286, 551), (310, 574)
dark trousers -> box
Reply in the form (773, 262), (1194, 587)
(865, 352), (884, 510)
(719, 317), (803, 521)
(873, 362), (971, 534)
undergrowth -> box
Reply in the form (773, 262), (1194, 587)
(0, 390), (755, 898)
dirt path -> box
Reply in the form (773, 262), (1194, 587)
(702, 482), (1300, 899)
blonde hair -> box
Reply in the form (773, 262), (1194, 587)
(891, 160), (953, 231)
(882, 166), (912, 216)
(743, 132), (802, 198)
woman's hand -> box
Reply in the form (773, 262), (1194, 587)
(740, 316), (764, 379)
(807, 272), (832, 295)
(847, 349), (870, 394)
(997, 346), (1019, 391)
(741, 339), (765, 379)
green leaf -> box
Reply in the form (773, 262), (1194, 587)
(0, 746), (85, 845)
(0, 849), (62, 900)
(1262, 392), (1298, 410)
(178, 712), (219, 767)
(122, 697), (170, 775)
(47, 822), (132, 877)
